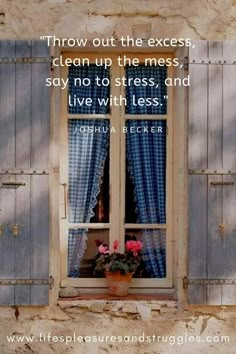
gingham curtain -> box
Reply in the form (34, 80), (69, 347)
(68, 64), (110, 114)
(68, 64), (109, 277)
(126, 65), (167, 114)
(126, 65), (167, 278)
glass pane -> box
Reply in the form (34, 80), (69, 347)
(125, 120), (166, 224)
(68, 229), (109, 278)
(68, 64), (110, 114)
(125, 229), (166, 278)
(125, 65), (167, 114)
(68, 119), (110, 223)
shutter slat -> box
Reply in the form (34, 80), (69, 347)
(0, 177), (15, 277)
(188, 175), (208, 304)
(31, 175), (49, 280)
(207, 41), (223, 305)
(0, 41), (16, 170)
(15, 175), (31, 280)
(16, 40), (31, 169)
(222, 175), (236, 303)
(189, 41), (208, 170)
(15, 285), (30, 306)
(31, 40), (50, 169)
(223, 41), (236, 169)
(188, 41), (208, 304)
(207, 175), (222, 305)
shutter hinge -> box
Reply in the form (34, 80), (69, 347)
(184, 56), (189, 70)
(49, 275), (54, 290)
(183, 277), (236, 289)
(0, 57), (52, 64)
(183, 276), (188, 289)
(0, 276), (54, 288)
(50, 56), (54, 72)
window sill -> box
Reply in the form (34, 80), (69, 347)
(58, 293), (177, 301)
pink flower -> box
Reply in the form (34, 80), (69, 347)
(125, 240), (143, 255)
(113, 240), (119, 251)
(98, 244), (110, 254)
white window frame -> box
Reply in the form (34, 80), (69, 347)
(59, 52), (174, 291)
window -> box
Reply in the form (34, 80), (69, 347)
(60, 53), (173, 290)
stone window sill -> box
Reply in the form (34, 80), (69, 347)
(59, 293), (177, 301)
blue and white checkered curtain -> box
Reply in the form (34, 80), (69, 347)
(67, 65), (109, 277)
(126, 65), (167, 114)
(68, 119), (109, 277)
(68, 64), (110, 114)
(126, 66), (167, 278)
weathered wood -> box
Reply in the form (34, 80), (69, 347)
(31, 285), (49, 305)
(15, 285), (30, 306)
(221, 175), (236, 304)
(0, 286), (14, 305)
(222, 285), (236, 305)
(31, 40), (50, 169)
(188, 41), (209, 304)
(188, 40), (236, 305)
(208, 41), (223, 170)
(206, 41), (223, 305)
(207, 176), (222, 305)
(15, 175), (31, 281)
(188, 42), (208, 170)
(0, 177), (15, 275)
(0, 41), (16, 305)
(16, 40), (31, 169)
(188, 175), (208, 304)
(0, 176), (15, 305)
(0, 40), (50, 305)
(0, 41), (16, 170)
(223, 41), (236, 169)
(31, 175), (49, 281)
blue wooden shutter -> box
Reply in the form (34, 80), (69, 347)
(188, 40), (236, 305)
(0, 40), (50, 305)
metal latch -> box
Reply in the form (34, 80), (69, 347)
(219, 223), (225, 236)
(183, 276), (236, 289)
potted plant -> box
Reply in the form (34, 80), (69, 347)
(94, 240), (143, 296)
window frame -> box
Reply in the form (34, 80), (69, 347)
(59, 52), (174, 290)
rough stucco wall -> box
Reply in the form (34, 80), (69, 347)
(0, 305), (236, 354)
(0, 0), (236, 39)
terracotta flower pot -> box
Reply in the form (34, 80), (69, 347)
(105, 271), (133, 296)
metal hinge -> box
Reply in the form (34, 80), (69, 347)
(0, 276), (54, 289)
(0, 169), (49, 175)
(184, 56), (189, 70)
(189, 169), (236, 175)
(183, 276), (236, 289)
(0, 57), (52, 64)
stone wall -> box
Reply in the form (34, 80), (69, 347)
(0, 0), (236, 39)
(58, 299), (178, 320)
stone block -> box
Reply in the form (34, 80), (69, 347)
(148, 303), (161, 311)
(104, 302), (116, 311)
(59, 287), (80, 298)
(89, 0), (122, 16)
(137, 303), (152, 320)
(90, 302), (106, 313)
(160, 307), (178, 314)
(122, 303), (138, 314)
